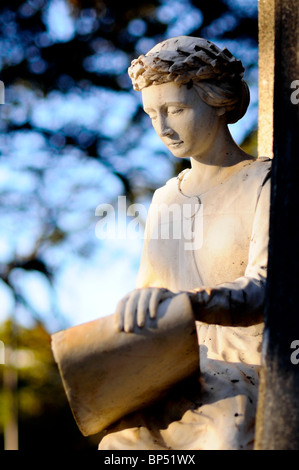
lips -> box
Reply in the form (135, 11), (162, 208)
(168, 140), (183, 147)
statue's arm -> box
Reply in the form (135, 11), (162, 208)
(115, 189), (176, 332)
(190, 174), (271, 327)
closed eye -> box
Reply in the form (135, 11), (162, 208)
(168, 107), (184, 115)
(144, 110), (157, 120)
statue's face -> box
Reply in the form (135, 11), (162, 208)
(142, 81), (223, 160)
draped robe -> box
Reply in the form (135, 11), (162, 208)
(98, 157), (271, 450)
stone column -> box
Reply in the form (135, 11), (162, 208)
(254, 0), (299, 450)
(258, 0), (275, 160)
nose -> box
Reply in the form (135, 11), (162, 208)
(155, 114), (174, 137)
(161, 126), (174, 137)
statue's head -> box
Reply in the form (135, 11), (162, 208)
(128, 36), (249, 124)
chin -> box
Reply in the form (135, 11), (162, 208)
(168, 147), (189, 159)
(172, 154), (190, 160)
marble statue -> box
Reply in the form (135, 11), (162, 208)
(97, 36), (271, 450)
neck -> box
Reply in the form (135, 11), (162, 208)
(183, 126), (254, 194)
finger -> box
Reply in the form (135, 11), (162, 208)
(160, 288), (174, 300)
(137, 289), (151, 328)
(114, 295), (129, 331)
(149, 288), (164, 319)
(124, 291), (139, 333)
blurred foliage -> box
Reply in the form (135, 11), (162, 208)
(240, 129), (258, 158)
(0, 0), (258, 450)
(0, 319), (101, 449)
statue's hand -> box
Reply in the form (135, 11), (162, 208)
(186, 288), (213, 320)
(115, 287), (175, 333)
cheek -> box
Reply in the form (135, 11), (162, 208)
(193, 106), (219, 138)
(175, 110), (198, 137)
(194, 103), (215, 124)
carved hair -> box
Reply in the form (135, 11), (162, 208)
(128, 36), (249, 124)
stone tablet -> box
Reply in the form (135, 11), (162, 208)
(51, 293), (199, 436)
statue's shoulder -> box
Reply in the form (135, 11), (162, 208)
(242, 157), (271, 187)
(255, 156), (272, 167)
(254, 156), (272, 168)
(256, 157), (272, 162)
(152, 176), (178, 205)
(238, 157), (272, 206)
(252, 156), (272, 181)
